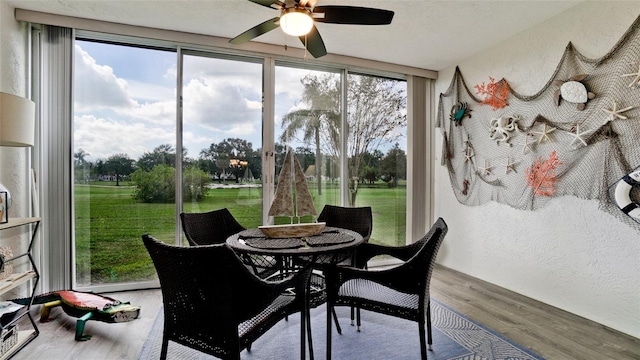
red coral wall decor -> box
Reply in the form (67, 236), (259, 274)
(474, 77), (510, 110)
(526, 150), (561, 197)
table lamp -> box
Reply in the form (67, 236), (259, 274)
(0, 92), (36, 223)
(0, 92), (35, 147)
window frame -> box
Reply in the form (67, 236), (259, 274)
(33, 25), (433, 293)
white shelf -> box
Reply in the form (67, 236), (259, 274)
(0, 218), (40, 231)
(0, 217), (39, 359)
(0, 272), (36, 294)
(0, 330), (37, 360)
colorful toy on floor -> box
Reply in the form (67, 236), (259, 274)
(12, 290), (141, 341)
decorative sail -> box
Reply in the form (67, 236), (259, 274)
(268, 149), (294, 217)
(268, 148), (318, 219)
(293, 153), (318, 218)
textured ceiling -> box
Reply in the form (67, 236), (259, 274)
(6, 0), (583, 71)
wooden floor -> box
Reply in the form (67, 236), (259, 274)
(10, 265), (640, 360)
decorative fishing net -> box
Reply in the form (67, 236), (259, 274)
(436, 16), (640, 228)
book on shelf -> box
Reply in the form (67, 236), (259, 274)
(0, 302), (23, 327)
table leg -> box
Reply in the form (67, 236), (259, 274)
(326, 302), (332, 360)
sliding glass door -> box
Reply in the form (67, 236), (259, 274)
(73, 40), (177, 287)
(180, 52), (263, 228)
(273, 65), (342, 221)
(72, 36), (408, 291)
(273, 65), (407, 246)
(346, 73), (407, 247)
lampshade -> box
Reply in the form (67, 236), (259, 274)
(280, 8), (313, 37)
(0, 92), (35, 147)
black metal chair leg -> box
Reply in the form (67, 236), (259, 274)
(419, 320), (427, 360)
(427, 301), (433, 351)
(331, 307), (342, 334)
(301, 304), (307, 360)
(326, 304), (333, 360)
(307, 305), (314, 360)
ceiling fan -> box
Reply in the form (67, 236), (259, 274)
(229, 0), (394, 58)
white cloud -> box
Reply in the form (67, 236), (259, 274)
(73, 45), (332, 161)
(74, 114), (174, 161)
(74, 45), (138, 111)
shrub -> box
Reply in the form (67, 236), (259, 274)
(183, 165), (210, 201)
(131, 164), (175, 203)
(131, 164), (210, 203)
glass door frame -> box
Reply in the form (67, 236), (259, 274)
(38, 29), (431, 294)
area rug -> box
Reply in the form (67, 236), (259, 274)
(138, 299), (545, 360)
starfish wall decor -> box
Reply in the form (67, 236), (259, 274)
(601, 100), (635, 122)
(477, 160), (493, 176)
(463, 141), (475, 163)
(522, 132), (535, 154)
(569, 124), (592, 148)
(533, 123), (557, 144)
(505, 156), (517, 174)
(621, 63), (640, 87)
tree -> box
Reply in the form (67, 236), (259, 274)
(344, 75), (406, 202)
(74, 149), (91, 183)
(201, 138), (258, 183)
(137, 144), (176, 172)
(104, 153), (135, 186)
(380, 143), (407, 188)
(280, 74), (341, 196)
(359, 150), (384, 184)
(295, 146), (315, 175)
(284, 73), (406, 204)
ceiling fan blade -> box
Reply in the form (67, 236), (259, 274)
(248, 0), (285, 10)
(298, 0), (318, 8)
(299, 25), (327, 58)
(313, 6), (394, 25)
(229, 17), (280, 44)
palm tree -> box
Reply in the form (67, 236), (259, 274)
(280, 74), (340, 196)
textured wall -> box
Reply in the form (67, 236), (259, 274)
(0, 2), (31, 220)
(434, 2), (640, 338)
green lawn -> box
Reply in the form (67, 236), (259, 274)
(74, 181), (405, 285)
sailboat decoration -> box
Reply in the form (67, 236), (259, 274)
(259, 148), (325, 238)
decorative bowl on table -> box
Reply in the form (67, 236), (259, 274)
(258, 222), (326, 238)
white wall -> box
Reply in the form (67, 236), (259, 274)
(434, 2), (640, 338)
(0, 2), (31, 219)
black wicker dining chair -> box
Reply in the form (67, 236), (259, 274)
(317, 205), (373, 243)
(180, 208), (245, 246)
(142, 234), (311, 360)
(324, 217), (448, 360)
(317, 205), (373, 329)
(180, 208), (277, 277)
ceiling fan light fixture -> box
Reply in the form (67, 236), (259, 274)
(280, 7), (313, 36)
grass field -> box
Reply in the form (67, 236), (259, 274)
(74, 181), (406, 286)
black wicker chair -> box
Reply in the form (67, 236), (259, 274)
(317, 205), (373, 328)
(180, 208), (245, 246)
(324, 218), (448, 360)
(180, 208), (277, 277)
(317, 205), (373, 242)
(142, 234), (311, 360)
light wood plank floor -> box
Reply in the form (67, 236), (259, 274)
(10, 265), (640, 360)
